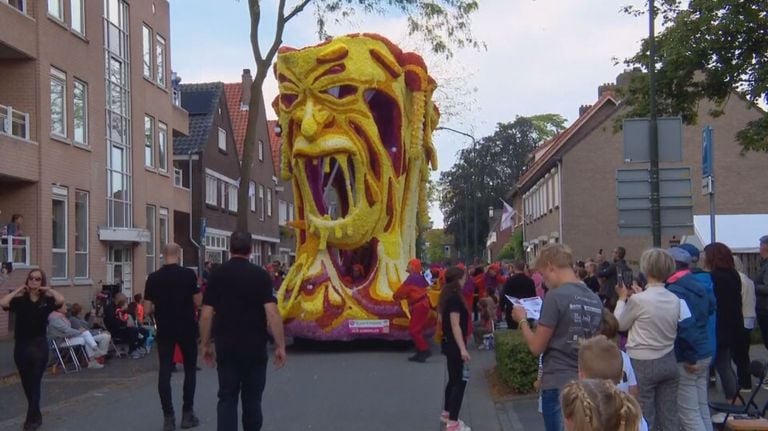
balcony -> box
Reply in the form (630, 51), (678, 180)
(1, 235), (30, 267)
(0, 104), (37, 182)
(0, 0), (36, 59)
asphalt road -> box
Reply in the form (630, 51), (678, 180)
(0, 344), (503, 431)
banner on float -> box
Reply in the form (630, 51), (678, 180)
(349, 319), (390, 335)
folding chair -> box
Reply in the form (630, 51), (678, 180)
(48, 337), (81, 373)
(710, 360), (768, 424)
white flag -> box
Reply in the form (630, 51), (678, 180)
(501, 199), (516, 231)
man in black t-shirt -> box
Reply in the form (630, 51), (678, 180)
(503, 261), (537, 329)
(144, 243), (201, 431)
(200, 231), (286, 431)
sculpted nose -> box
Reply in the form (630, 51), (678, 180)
(297, 99), (331, 140)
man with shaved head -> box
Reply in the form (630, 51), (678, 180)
(144, 243), (202, 430)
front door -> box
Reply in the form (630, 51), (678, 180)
(107, 246), (133, 297)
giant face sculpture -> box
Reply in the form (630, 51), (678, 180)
(273, 34), (438, 340)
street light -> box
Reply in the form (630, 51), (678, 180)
(436, 126), (479, 262)
(648, 0), (661, 247)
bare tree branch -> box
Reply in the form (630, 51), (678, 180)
(285, 0), (312, 24)
(264, 0), (290, 65)
(248, 0), (263, 62)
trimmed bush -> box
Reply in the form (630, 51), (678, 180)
(494, 330), (539, 394)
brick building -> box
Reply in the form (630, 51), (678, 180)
(0, 0), (189, 338)
(517, 72), (768, 266)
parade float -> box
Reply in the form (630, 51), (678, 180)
(272, 34), (438, 340)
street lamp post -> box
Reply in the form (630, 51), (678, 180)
(648, 0), (662, 247)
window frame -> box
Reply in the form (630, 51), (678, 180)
(47, 0), (63, 21)
(278, 199), (287, 226)
(52, 186), (68, 279)
(142, 24), (153, 79)
(227, 184), (238, 212)
(249, 181), (256, 212)
(157, 121), (168, 172)
(70, 0), (85, 35)
(158, 207), (169, 251)
(267, 188), (273, 217)
(146, 205), (156, 274)
(218, 127), (226, 152)
(74, 190), (89, 279)
(144, 115), (155, 168)
(50, 67), (67, 138)
(258, 140), (264, 161)
(258, 185), (265, 221)
(155, 34), (166, 88)
(73, 79), (88, 146)
(205, 175), (218, 206)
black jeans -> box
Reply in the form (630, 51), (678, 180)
(157, 333), (198, 416)
(15, 337), (48, 423)
(733, 328), (753, 389)
(758, 311), (768, 349)
(217, 353), (268, 431)
(113, 326), (143, 352)
(715, 345), (740, 400)
(443, 349), (467, 421)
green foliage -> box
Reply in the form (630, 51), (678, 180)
(424, 228), (453, 264)
(497, 230), (524, 261)
(621, 0), (768, 152)
(494, 330), (539, 394)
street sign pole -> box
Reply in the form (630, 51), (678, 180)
(648, 0), (662, 247)
(702, 126), (716, 243)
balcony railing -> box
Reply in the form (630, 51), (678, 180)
(0, 0), (27, 15)
(0, 104), (30, 140)
(1, 235), (30, 267)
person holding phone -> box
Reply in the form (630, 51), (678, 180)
(0, 269), (65, 430)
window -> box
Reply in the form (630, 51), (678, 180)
(142, 25), (152, 79)
(554, 172), (560, 208)
(174, 167), (183, 187)
(73, 80), (87, 145)
(220, 182), (226, 208)
(249, 182), (256, 212)
(50, 68), (66, 137)
(4, 0), (26, 14)
(267, 188), (273, 217)
(218, 127), (226, 151)
(52, 186), (68, 279)
(157, 122), (168, 171)
(71, 0), (84, 35)
(227, 184), (238, 212)
(146, 205), (156, 274)
(288, 203), (294, 222)
(258, 140), (264, 161)
(144, 115), (154, 167)
(205, 175), (217, 205)
(47, 0), (63, 21)
(159, 208), (168, 250)
(278, 200), (288, 225)
(74, 191), (88, 278)
(156, 35), (166, 87)
(258, 185), (265, 221)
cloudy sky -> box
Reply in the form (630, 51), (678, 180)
(170, 0), (650, 227)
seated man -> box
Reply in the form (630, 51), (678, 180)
(48, 303), (110, 369)
(105, 293), (146, 359)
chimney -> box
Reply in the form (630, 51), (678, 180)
(241, 69), (252, 109)
(579, 104), (592, 117)
(616, 67), (643, 89)
(598, 82), (617, 98)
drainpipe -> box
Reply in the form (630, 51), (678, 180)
(557, 160), (564, 244)
(187, 152), (202, 276)
(521, 189), (527, 263)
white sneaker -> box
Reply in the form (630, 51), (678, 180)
(711, 413), (727, 424)
(88, 360), (104, 369)
(446, 420), (471, 431)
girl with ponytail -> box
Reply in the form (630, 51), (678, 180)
(438, 266), (471, 431)
(561, 379), (642, 431)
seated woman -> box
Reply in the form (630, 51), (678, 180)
(68, 303), (91, 330)
(48, 303), (110, 369)
(105, 293), (146, 359)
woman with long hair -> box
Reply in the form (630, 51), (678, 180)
(438, 266), (471, 431)
(0, 269), (65, 430)
(704, 242), (744, 400)
(561, 379), (642, 431)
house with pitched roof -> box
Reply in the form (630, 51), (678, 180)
(172, 80), (280, 269)
(516, 71), (768, 264)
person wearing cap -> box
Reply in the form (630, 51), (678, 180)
(754, 235), (768, 350)
(666, 247), (716, 430)
(393, 259), (433, 362)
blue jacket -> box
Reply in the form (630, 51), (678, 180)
(689, 268), (717, 353)
(667, 270), (716, 363)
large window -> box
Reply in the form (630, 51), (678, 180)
(144, 115), (154, 167)
(71, 0), (85, 35)
(249, 182), (256, 212)
(142, 25), (152, 79)
(159, 208), (168, 250)
(146, 205), (156, 274)
(205, 175), (217, 205)
(227, 184), (238, 212)
(258, 185), (265, 221)
(278, 199), (288, 225)
(156, 35), (166, 87)
(52, 186), (68, 279)
(47, 0), (63, 21)
(50, 68), (66, 137)
(75, 191), (88, 278)
(218, 127), (226, 151)
(267, 188), (273, 217)
(258, 140), (264, 161)
(157, 122), (168, 171)
(73, 79), (88, 145)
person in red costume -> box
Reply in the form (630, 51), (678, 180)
(393, 258), (432, 362)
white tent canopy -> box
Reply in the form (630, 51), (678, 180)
(684, 214), (768, 254)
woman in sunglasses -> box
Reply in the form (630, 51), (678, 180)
(1, 269), (65, 430)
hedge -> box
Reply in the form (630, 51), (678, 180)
(495, 330), (539, 394)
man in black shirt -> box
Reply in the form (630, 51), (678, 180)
(200, 231), (286, 431)
(503, 261), (537, 329)
(144, 243), (202, 431)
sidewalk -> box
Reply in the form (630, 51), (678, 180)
(0, 339), (13, 378)
(494, 343), (768, 431)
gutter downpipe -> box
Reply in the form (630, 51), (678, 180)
(188, 152), (203, 277)
(558, 159), (564, 245)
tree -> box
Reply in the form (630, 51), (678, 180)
(497, 230), (523, 261)
(234, 0), (481, 231)
(621, 0), (768, 153)
(438, 114), (565, 260)
(424, 229), (453, 264)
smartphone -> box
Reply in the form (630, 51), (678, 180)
(621, 269), (634, 287)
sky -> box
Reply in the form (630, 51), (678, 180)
(169, 0), (650, 228)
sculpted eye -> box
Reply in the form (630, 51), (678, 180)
(324, 85), (357, 99)
(281, 93), (298, 109)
